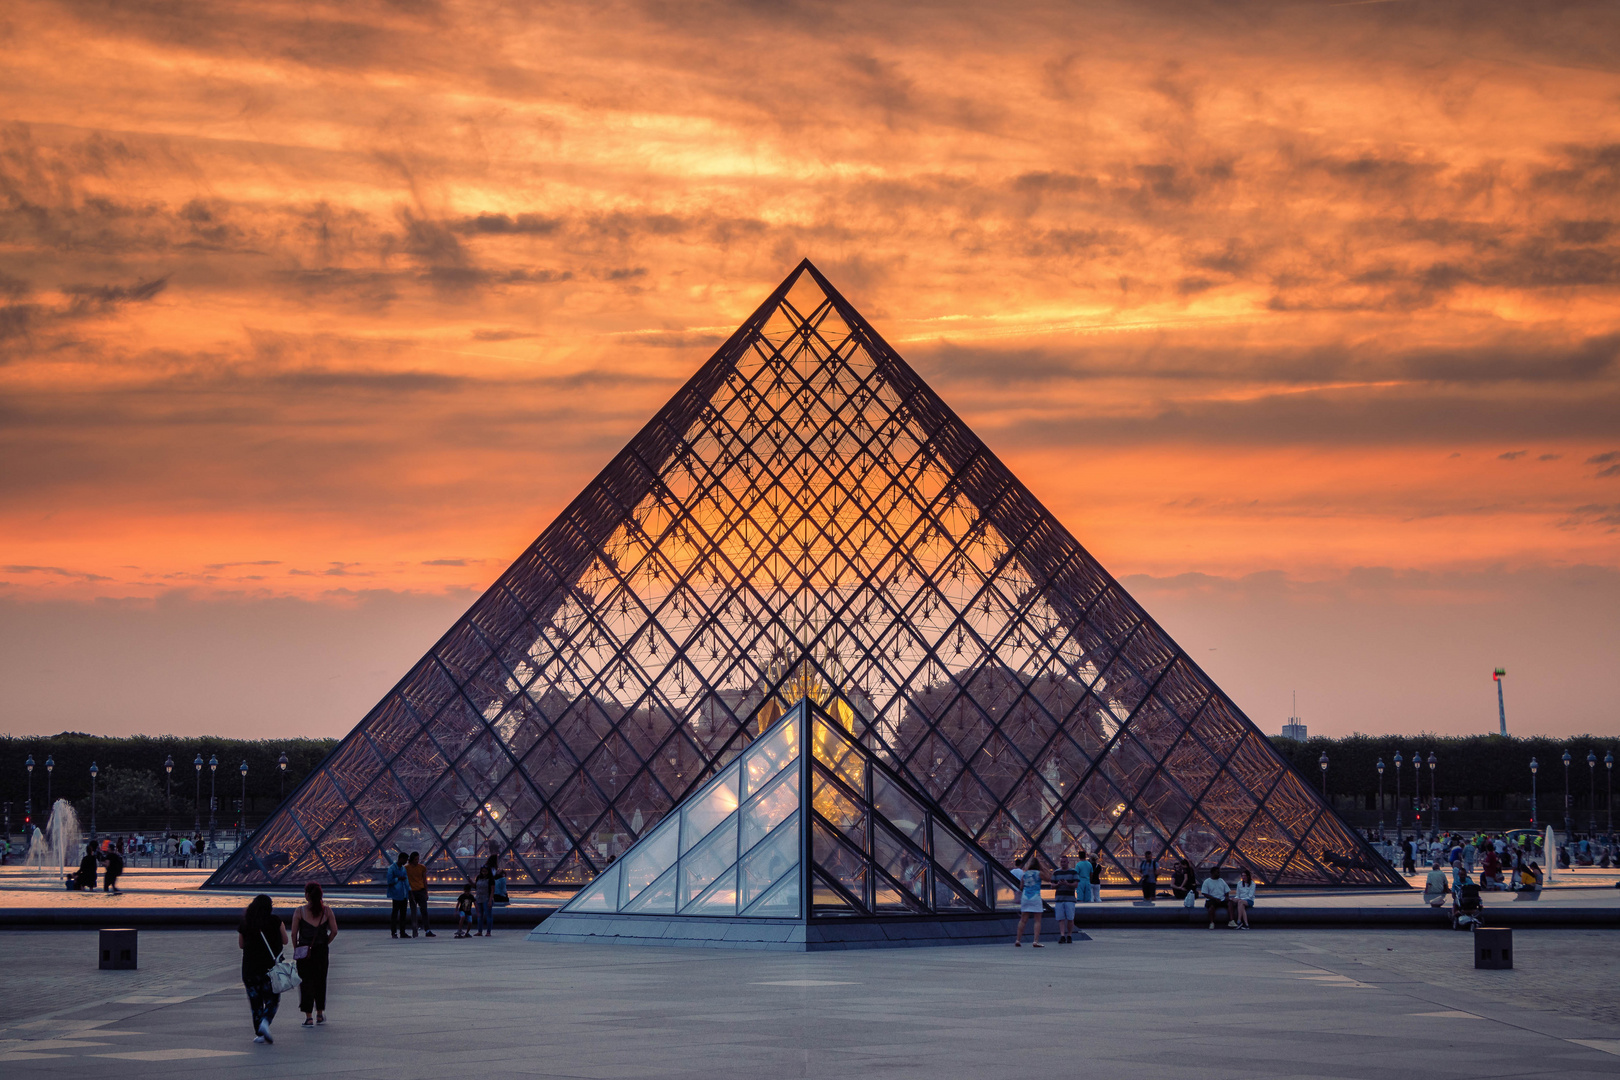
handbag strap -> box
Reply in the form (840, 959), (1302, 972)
(259, 930), (283, 963)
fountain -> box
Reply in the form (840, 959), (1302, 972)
(24, 799), (83, 887)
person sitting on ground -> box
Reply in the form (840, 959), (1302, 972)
(1200, 866), (1231, 930)
(1453, 872), (1483, 927)
(103, 844), (124, 894)
(1231, 869), (1256, 929)
(1522, 861), (1543, 891)
(1480, 847), (1503, 890)
(1423, 861), (1450, 907)
(76, 842), (98, 891)
(455, 881), (476, 938)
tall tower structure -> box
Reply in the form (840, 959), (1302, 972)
(1493, 668), (1507, 736)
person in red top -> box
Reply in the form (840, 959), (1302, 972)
(405, 852), (435, 937)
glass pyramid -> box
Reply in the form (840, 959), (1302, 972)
(552, 698), (1022, 924)
(208, 260), (1401, 894)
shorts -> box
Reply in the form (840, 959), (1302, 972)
(1054, 901), (1076, 921)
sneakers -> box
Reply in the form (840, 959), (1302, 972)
(1207, 923), (1215, 930)
(253, 1035), (266, 1044)
(257, 1019), (273, 1044)
(425, 931), (436, 938)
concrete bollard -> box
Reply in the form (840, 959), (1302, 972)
(100, 928), (138, 970)
(1474, 926), (1511, 969)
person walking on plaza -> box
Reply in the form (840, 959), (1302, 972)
(1200, 866), (1230, 929)
(1402, 837), (1416, 875)
(1138, 851), (1159, 902)
(455, 880), (476, 938)
(290, 882), (337, 1027)
(238, 894), (288, 1044)
(387, 852), (410, 939)
(1231, 868), (1255, 929)
(103, 844), (124, 894)
(1012, 850), (1044, 947)
(406, 852), (435, 937)
(1050, 855), (1080, 943)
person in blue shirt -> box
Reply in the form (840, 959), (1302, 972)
(386, 852), (411, 939)
(1012, 850), (1045, 948)
(1073, 850), (1095, 904)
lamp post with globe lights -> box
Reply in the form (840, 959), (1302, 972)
(89, 762), (99, 841)
(192, 755), (203, 835)
(1530, 757), (1539, 827)
(1589, 751), (1599, 836)
(163, 755), (174, 840)
(1394, 751), (1404, 844)
(1427, 752), (1438, 837)
(1376, 758), (1386, 835)
(24, 755), (34, 837)
(1606, 751), (1614, 840)
(1319, 752), (1329, 800)
(45, 756), (54, 813)
(1563, 750), (1573, 838)
(1413, 753), (1424, 835)
(238, 760), (248, 848)
(278, 753), (289, 801)
(207, 754), (218, 852)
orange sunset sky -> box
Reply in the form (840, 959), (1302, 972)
(2, 0), (1617, 740)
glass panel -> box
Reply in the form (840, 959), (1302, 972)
(621, 863), (678, 914)
(811, 872), (855, 912)
(874, 821), (927, 902)
(740, 768), (799, 853)
(681, 761), (742, 853)
(934, 876), (978, 910)
(931, 826), (986, 903)
(618, 814), (679, 907)
(678, 813), (738, 908)
(742, 870), (800, 917)
(682, 866), (739, 916)
(812, 717), (866, 793)
(872, 773), (926, 843)
(566, 863), (619, 912)
(813, 821), (867, 908)
(811, 768), (867, 851)
(993, 873), (1020, 910)
(743, 714), (798, 796)
(739, 811), (799, 907)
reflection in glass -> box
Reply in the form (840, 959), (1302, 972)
(682, 764), (741, 852)
(679, 813), (738, 908)
(618, 816), (678, 906)
(744, 718), (797, 797)
(739, 812), (798, 907)
(741, 768), (799, 852)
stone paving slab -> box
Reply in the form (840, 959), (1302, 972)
(3, 926), (1620, 1078)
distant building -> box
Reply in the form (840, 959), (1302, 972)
(1281, 720), (1307, 741)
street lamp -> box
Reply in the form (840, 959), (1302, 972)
(207, 754), (219, 851)
(1376, 758), (1386, 834)
(1413, 754), (1423, 835)
(45, 755), (54, 811)
(1427, 752), (1438, 836)
(1394, 751), (1404, 844)
(193, 754), (203, 835)
(1318, 752), (1329, 799)
(24, 754), (33, 833)
(164, 755), (174, 839)
(1589, 751), (1598, 836)
(238, 760), (248, 848)
(89, 761), (99, 840)
(1563, 749), (1573, 837)
(1606, 751), (1614, 839)
(278, 752), (289, 801)
(1530, 757), (1539, 827)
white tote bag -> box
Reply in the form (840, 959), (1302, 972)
(262, 932), (302, 995)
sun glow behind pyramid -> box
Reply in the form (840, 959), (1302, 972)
(208, 261), (1400, 896)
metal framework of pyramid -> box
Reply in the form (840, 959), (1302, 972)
(208, 259), (1401, 894)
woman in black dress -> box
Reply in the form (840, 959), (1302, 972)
(237, 894), (288, 1044)
(290, 882), (338, 1026)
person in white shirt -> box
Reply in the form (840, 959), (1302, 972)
(1231, 868), (1256, 929)
(1200, 867), (1231, 929)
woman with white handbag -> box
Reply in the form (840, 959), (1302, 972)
(238, 894), (293, 1044)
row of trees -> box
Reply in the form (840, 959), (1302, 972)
(1272, 733), (1618, 827)
(0, 734), (337, 832)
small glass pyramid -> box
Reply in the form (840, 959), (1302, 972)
(550, 697), (1020, 925)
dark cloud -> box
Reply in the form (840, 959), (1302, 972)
(1499, 450), (1528, 460)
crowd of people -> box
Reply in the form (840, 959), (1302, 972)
(1009, 849), (1261, 944)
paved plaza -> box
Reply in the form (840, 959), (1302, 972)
(3, 924), (1620, 1078)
